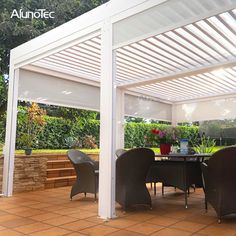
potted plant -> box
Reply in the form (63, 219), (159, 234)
(149, 127), (177, 154)
(192, 136), (216, 154)
(18, 133), (33, 155)
(17, 103), (46, 155)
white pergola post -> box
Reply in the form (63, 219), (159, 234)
(98, 18), (116, 219)
(116, 88), (125, 149)
(2, 67), (19, 196)
(171, 104), (177, 127)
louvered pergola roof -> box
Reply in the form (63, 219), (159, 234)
(21, 4), (236, 104)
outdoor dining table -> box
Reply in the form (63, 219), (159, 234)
(154, 153), (212, 208)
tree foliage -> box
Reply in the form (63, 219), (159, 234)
(43, 105), (99, 121)
(0, 74), (8, 116)
(17, 103), (46, 148)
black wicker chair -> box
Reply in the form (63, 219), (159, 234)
(115, 148), (159, 195)
(116, 147), (155, 209)
(67, 149), (99, 200)
(201, 146), (236, 222)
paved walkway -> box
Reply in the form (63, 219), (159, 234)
(0, 185), (235, 235)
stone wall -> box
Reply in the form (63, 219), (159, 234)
(13, 155), (48, 193)
(0, 154), (47, 193)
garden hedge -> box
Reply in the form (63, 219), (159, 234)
(0, 106), (199, 149)
(11, 115), (199, 149)
(124, 122), (199, 148)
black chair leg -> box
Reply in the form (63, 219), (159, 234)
(205, 198), (208, 212)
(162, 183), (164, 196)
(154, 182), (156, 195)
(150, 182), (153, 189)
(84, 192), (87, 197)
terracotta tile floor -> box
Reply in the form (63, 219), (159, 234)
(0, 184), (236, 236)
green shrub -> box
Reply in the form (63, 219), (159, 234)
(192, 136), (216, 153)
(0, 113), (6, 144)
(124, 123), (199, 148)
(37, 116), (72, 149)
(24, 116), (100, 149)
(82, 135), (98, 149)
(14, 112), (200, 149)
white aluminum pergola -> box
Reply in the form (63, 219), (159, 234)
(3, 0), (236, 219)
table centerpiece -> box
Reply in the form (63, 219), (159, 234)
(150, 127), (177, 155)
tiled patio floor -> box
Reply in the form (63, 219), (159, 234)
(0, 184), (236, 236)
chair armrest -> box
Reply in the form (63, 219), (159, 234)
(201, 162), (210, 191)
(201, 162), (208, 179)
(201, 162), (208, 168)
(85, 161), (99, 173)
(78, 162), (99, 178)
(93, 161), (99, 170)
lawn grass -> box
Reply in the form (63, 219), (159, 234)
(0, 146), (227, 156)
(0, 148), (100, 155)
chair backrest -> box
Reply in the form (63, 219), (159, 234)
(202, 146), (236, 217)
(115, 149), (126, 158)
(207, 146), (236, 187)
(67, 149), (93, 164)
(67, 149), (96, 180)
(116, 148), (155, 183)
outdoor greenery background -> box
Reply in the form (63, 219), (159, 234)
(0, 0), (236, 151)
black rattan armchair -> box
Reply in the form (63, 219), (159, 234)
(201, 146), (236, 222)
(115, 148), (159, 195)
(67, 150), (99, 200)
(116, 148), (155, 209)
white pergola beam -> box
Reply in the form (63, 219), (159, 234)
(98, 19), (116, 219)
(128, 88), (173, 104)
(2, 66), (19, 196)
(116, 88), (125, 149)
(119, 58), (236, 89)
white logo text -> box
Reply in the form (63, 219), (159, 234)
(11, 9), (55, 19)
